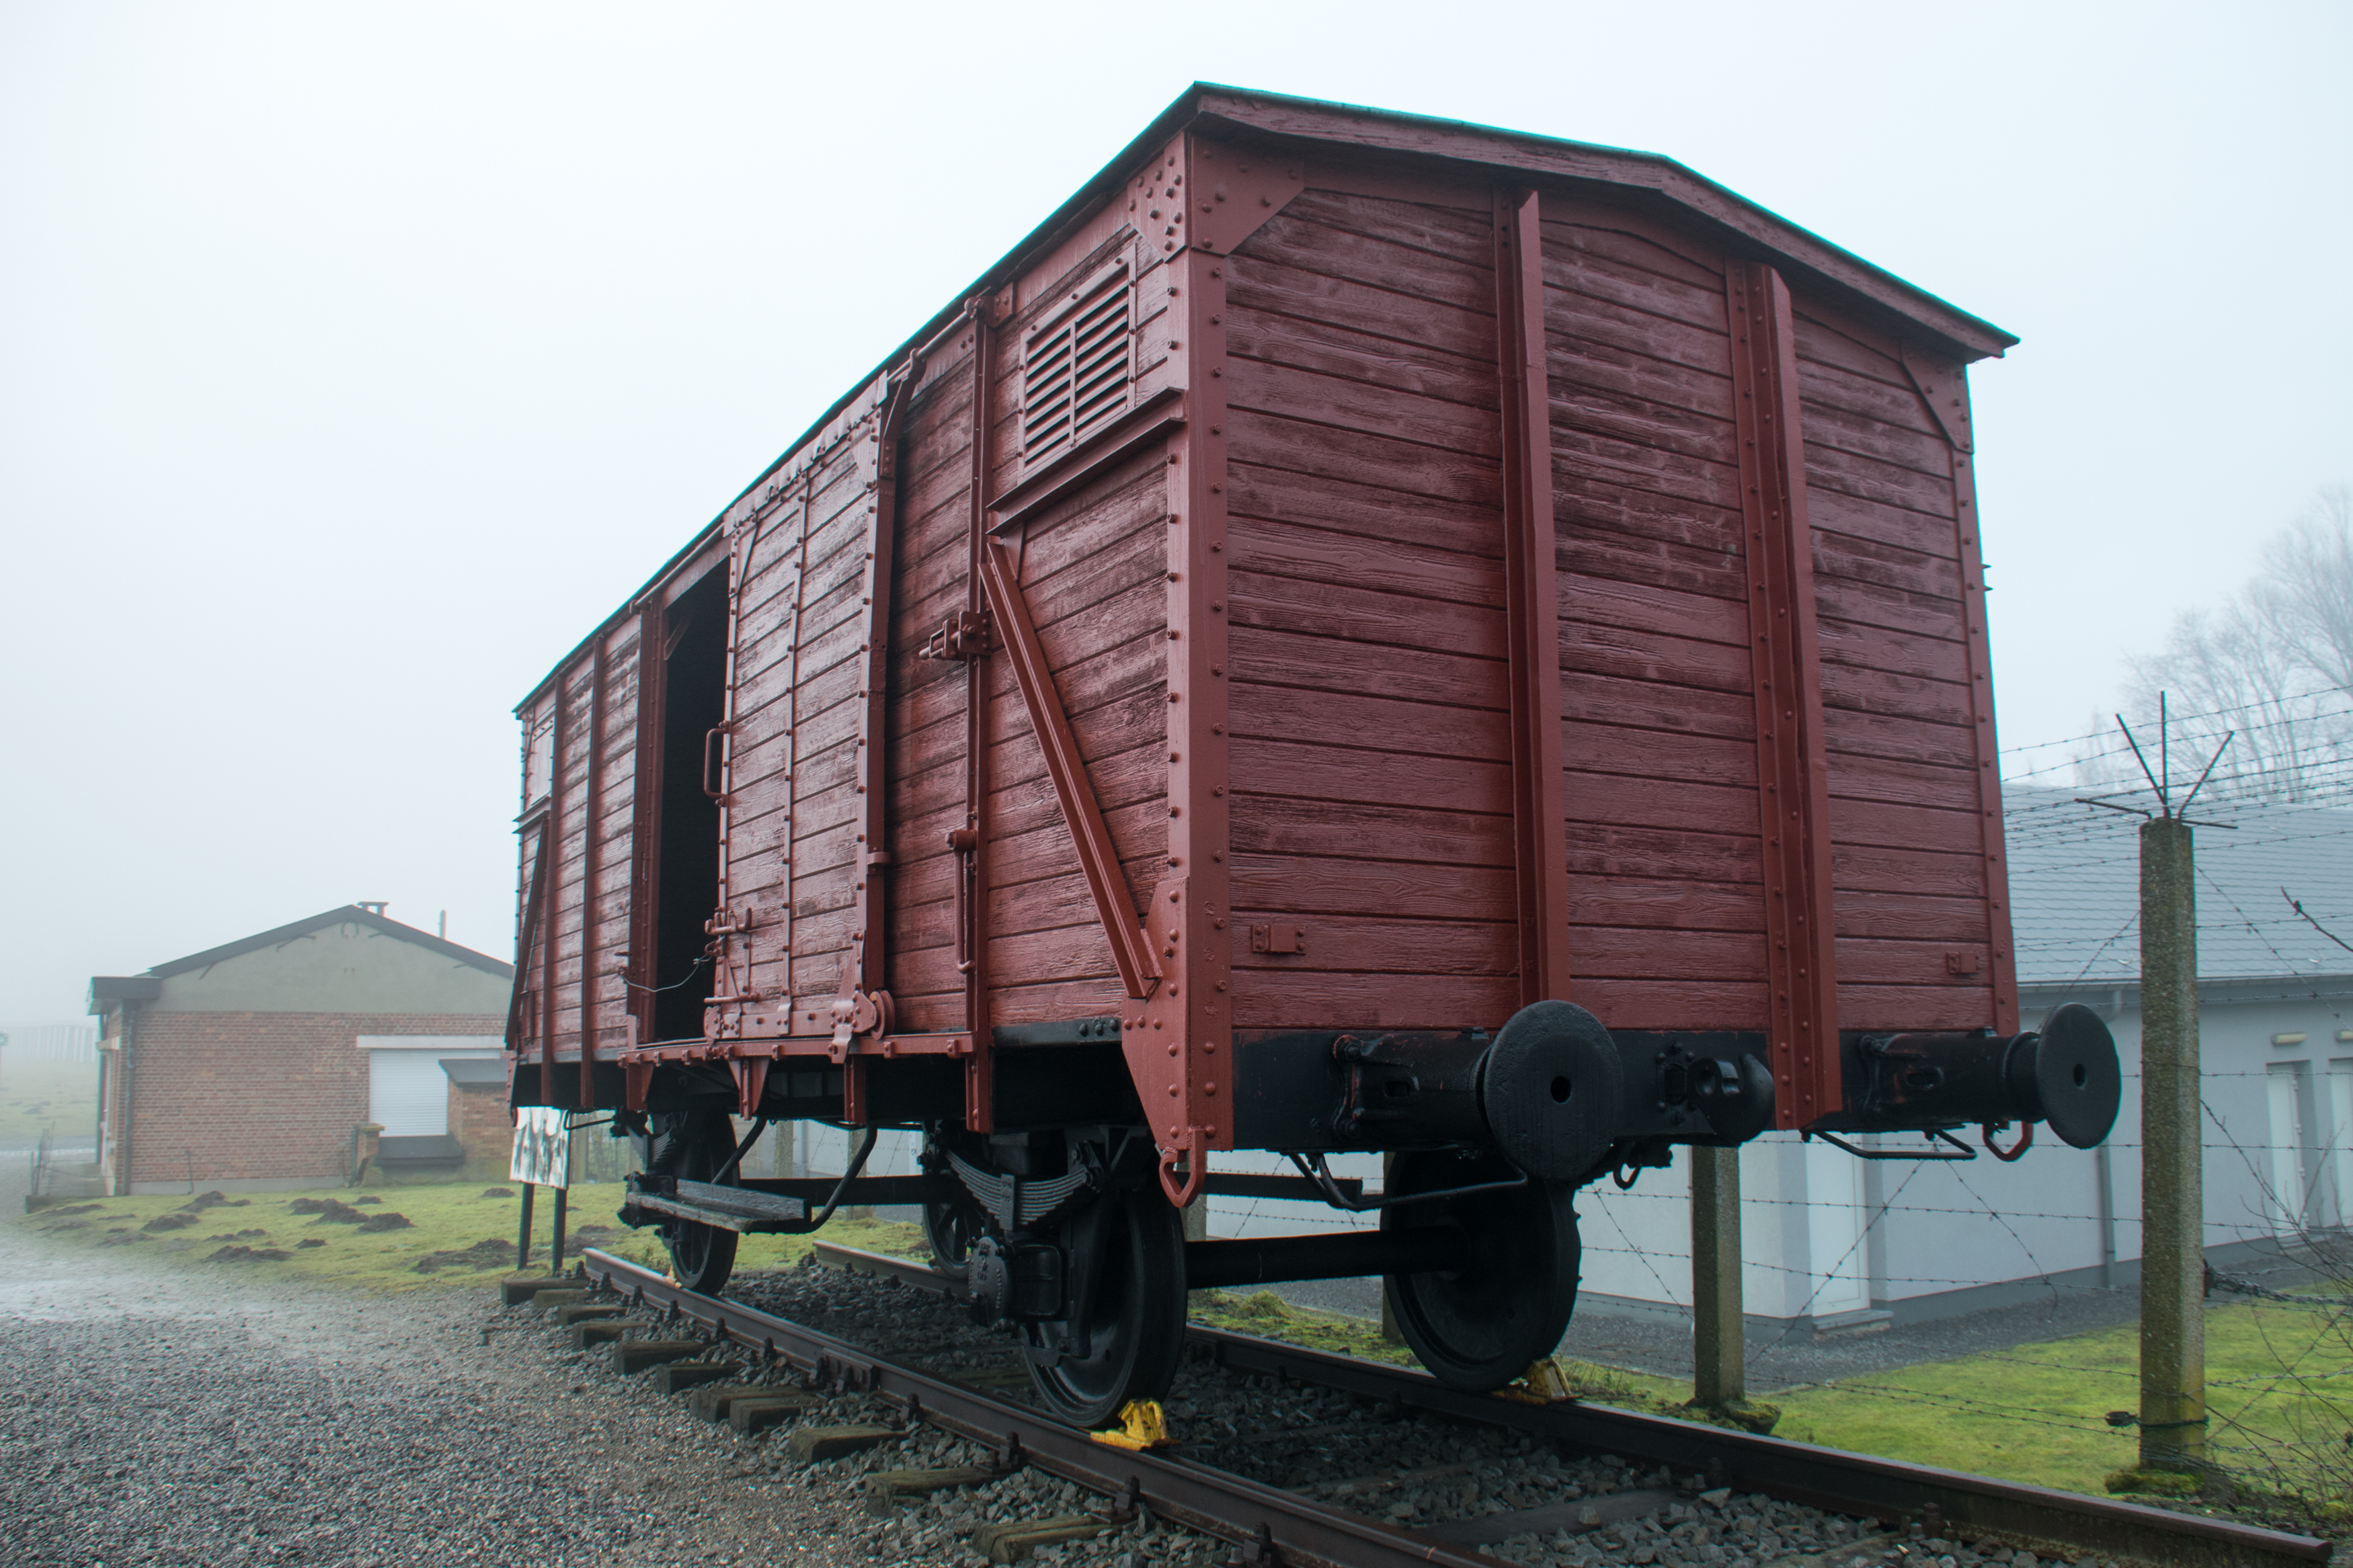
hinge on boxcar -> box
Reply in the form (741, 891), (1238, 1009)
(1249, 923), (1305, 955)
(916, 609), (992, 665)
(829, 987), (896, 1057)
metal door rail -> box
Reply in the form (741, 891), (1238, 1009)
(800, 1245), (2328, 1568)
(576, 1249), (1493, 1568)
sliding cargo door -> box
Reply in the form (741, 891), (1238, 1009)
(699, 419), (880, 1044)
(512, 615), (647, 1106)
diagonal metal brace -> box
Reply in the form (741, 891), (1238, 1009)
(980, 540), (1160, 1000)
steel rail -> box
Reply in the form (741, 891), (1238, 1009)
(803, 1244), (2330, 1568)
(575, 1248), (1491, 1568)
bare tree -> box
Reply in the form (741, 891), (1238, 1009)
(2104, 488), (2353, 802)
(2254, 487), (2353, 690)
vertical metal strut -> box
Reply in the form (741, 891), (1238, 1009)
(1492, 186), (1573, 1007)
(1726, 261), (1839, 1128)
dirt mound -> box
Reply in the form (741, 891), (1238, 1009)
(479, 1188), (516, 1198)
(296, 1239), (326, 1249)
(175, 1192), (249, 1211)
(206, 1245), (291, 1263)
(567, 1224), (620, 1245)
(354, 1212), (412, 1233)
(140, 1212), (198, 1233)
(292, 1199), (369, 1224)
(41, 1203), (104, 1217)
(413, 1237), (512, 1273)
(352, 1195), (383, 1206)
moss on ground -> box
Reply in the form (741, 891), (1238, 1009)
(1773, 1295), (2353, 1505)
(1182, 1290), (1730, 1425)
(17, 1181), (924, 1293)
(1187, 1288), (1418, 1368)
(1189, 1286), (2353, 1505)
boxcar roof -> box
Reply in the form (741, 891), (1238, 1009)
(518, 82), (2016, 709)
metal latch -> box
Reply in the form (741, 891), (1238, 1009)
(917, 609), (991, 664)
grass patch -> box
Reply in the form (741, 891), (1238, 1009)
(1183, 1290), (1740, 1425)
(1775, 1296), (2353, 1503)
(58, 1175), (2348, 1507)
(0, 1059), (99, 1144)
(17, 1180), (925, 1292)
(1188, 1288), (1418, 1367)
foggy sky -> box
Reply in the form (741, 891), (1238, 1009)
(3, 1), (2347, 1021)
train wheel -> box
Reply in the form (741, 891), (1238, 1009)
(647, 1108), (740, 1296)
(1380, 1148), (1580, 1391)
(667, 1212), (738, 1296)
(1022, 1188), (1185, 1428)
(924, 1200), (978, 1284)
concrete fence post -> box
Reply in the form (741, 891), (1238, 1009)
(1691, 1143), (1745, 1407)
(2139, 814), (2205, 1473)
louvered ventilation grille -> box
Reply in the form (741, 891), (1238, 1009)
(1021, 268), (1131, 462)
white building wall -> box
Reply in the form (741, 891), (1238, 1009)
(1574, 989), (2342, 1325)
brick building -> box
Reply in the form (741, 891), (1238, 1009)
(440, 1058), (516, 1180)
(87, 905), (513, 1195)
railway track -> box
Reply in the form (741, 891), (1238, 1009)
(566, 1245), (2327, 1568)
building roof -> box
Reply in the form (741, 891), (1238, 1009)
(2007, 786), (2353, 989)
(140, 906), (512, 984)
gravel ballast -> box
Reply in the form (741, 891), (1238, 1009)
(0, 1216), (856, 1567)
(572, 1254), (2136, 1568)
(0, 1189), (2143, 1568)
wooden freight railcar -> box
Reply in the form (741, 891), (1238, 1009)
(507, 85), (2119, 1423)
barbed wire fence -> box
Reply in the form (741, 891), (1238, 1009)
(1195, 691), (2353, 1505)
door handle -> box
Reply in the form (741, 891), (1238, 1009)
(703, 727), (727, 802)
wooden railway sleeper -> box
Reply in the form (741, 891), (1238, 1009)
(580, 1247), (2336, 1568)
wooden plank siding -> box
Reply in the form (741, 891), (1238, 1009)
(1209, 189), (2002, 1037)
(512, 618), (644, 1075)
(1540, 208), (1765, 1030)
(879, 355), (984, 1034)
(513, 93), (2025, 1143)
(1222, 188), (1519, 1030)
(1790, 302), (1999, 1029)
(728, 426), (875, 1037)
(980, 444), (1170, 1026)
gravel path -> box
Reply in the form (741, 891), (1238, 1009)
(0, 1161), (2188, 1568)
(0, 1204), (859, 1567)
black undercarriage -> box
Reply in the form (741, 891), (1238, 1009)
(550, 1000), (2121, 1428)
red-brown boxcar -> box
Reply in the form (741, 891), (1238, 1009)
(507, 85), (2118, 1421)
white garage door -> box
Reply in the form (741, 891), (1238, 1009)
(369, 1049), (499, 1136)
